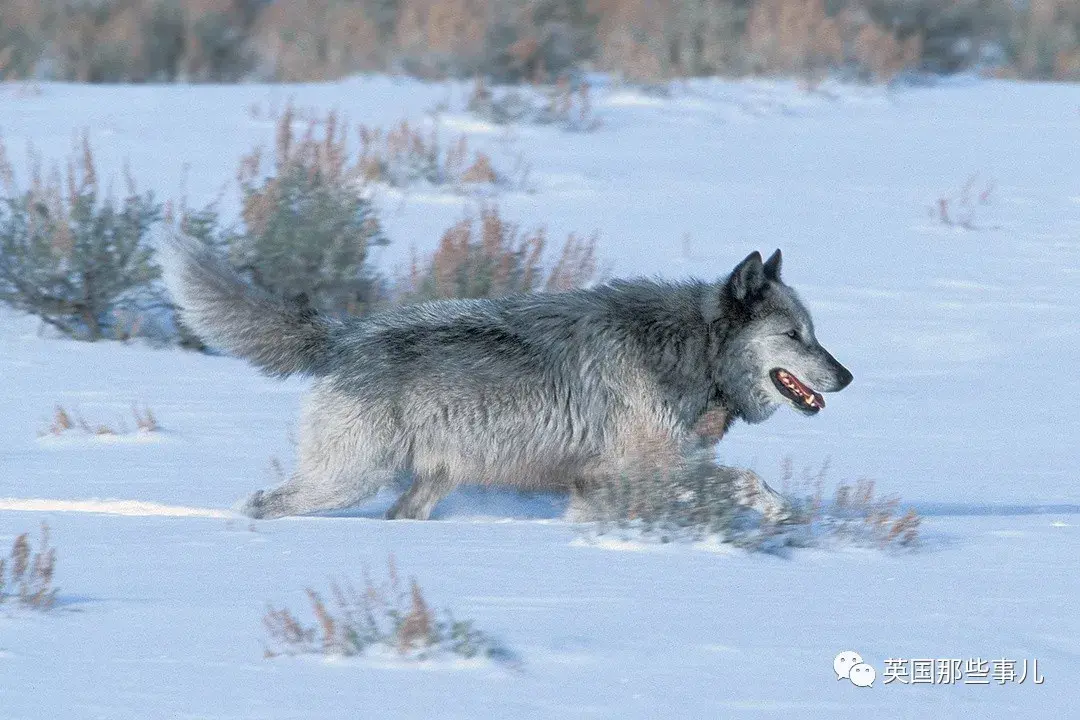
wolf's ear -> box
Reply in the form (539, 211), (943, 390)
(763, 249), (782, 281)
(728, 251), (766, 301)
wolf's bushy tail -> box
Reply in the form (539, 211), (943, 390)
(161, 232), (339, 378)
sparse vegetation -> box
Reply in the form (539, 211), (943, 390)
(42, 404), (161, 438)
(396, 204), (599, 303)
(933, 173), (996, 230)
(0, 105), (597, 343)
(263, 555), (510, 663)
(780, 459), (922, 549)
(131, 404), (159, 433)
(467, 77), (601, 132)
(178, 108), (539, 321)
(587, 450), (744, 541)
(356, 119), (514, 189)
(0, 523), (58, 611)
(0, 133), (163, 341)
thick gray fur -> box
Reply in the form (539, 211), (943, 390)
(163, 235), (852, 520)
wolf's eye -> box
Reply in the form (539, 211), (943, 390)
(785, 330), (799, 341)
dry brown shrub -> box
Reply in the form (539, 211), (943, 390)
(853, 22), (922, 83)
(41, 404), (160, 437)
(237, 103), (365, 235)
(746, 0), (837, 77)
(263, 554), (504, 661)
(397, 581), (434, 654)
(47, 406), (74, 435)
(460, 152), (498, 184)
(591, 0), (671, 83)
(397, 205), (598, 303)
(393, 0), (490, 78)
(263, 605), (315, 656)
(783, 459), (922, 549)
(1, 522), (58, 610)
(545, 232), (599, 292)
(2, 0), (1080, 84)
(357, 119), (508, 188)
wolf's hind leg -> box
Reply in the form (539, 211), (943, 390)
(241, 410), (399, 519)
(241, 465), (395, 519)
(386, 469), (454, 520)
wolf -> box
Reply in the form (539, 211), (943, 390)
(163, 235), (852, 520)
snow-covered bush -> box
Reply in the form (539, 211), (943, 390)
(263, 555), (511, 663)
(0, 523), (57, 611)
(0, 135), (163, 341)
(395, 204), (598, 303)
(582, 449), (774, 547)
(581, 452), (921, 553)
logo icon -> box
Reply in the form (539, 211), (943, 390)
(835, 651), (875, 687)
(834, 651), (863, 681)
(849, 663), (876, 687)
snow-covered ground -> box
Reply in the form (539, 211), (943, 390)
(0, 76), (1078, 718)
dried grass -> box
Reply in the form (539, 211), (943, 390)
(41, 404), (161, 438)
(357, 119), (512, 189)
(932, 173), (996, 230)
(0, 522), (58, 610)
(263, 555), (508, 663)
(781, 458), (922, 548)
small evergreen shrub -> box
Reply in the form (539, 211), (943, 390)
(199, 106), (389, 316)
(0, 134), (162, 341)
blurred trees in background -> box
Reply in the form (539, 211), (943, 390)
(0, 0), (1079, 84)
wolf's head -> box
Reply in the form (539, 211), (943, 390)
(709, 250), (852, 424)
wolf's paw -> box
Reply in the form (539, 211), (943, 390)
(723, 467), (792, 523)
(237, 489), (276, 519)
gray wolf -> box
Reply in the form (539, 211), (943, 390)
(164, 236), (852, 520)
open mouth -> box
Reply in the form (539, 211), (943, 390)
(770, 368), (825, 415)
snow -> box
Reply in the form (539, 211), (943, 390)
(0, 75), (1078, 717)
